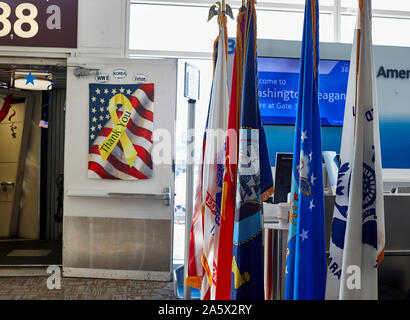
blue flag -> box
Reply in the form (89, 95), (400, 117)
(284, 0), (327, 300)
(231, 0), (274, 300)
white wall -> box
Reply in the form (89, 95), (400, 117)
(76, 0), (128, 58)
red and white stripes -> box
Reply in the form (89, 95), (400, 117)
(88, 84), (154, 180)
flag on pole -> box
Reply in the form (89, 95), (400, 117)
(284, 0), (327, 300)
(326, 0), (385, 300)
(202, 14), (229, 300)
(231, 0), (274, 300)
(215, 5), (247, 301)
(185, 38), (218, 299)
(186, 15), (229, 300)
(185, 125), (206, 294)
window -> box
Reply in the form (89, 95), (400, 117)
(340, 14), (355, 43)
(129, 1), (336, 56)
(340, 0), (410, 46)
(373, 17), (410, 47)
(257, 0), (334, 5)
(342, 0), (410, 11)
(256, 10), (333, 42)
(129, 4), (237, 54)
(129, 1), (410, 54)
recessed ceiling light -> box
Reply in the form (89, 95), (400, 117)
(12, 70), (53, 91)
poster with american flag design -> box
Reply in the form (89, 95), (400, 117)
(88, 83), (154, 180)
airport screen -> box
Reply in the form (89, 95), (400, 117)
(258, 57), (350, 126)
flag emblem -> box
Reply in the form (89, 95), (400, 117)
(88, 83), (154, 180)
(363, 163), (376, 208)
(300, 178), (311, 196)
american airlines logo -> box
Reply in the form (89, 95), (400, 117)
(377, 66), (410, 79)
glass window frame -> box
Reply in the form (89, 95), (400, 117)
(339, 1), (410, 46)
(126, 1), (410, 55)
(126, 0), (337, 58)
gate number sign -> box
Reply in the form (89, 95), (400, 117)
(0, 0), (78, 48)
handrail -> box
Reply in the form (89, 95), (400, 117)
(383, 250), (410, 256)
(67, 186), (172, 206)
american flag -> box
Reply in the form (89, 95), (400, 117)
(88, 83), (154, 180)
(39, 120), (48, 128)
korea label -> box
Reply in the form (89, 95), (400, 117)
(113, 69), (127, 80)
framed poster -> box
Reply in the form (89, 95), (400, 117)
(88, 83), (154, 180)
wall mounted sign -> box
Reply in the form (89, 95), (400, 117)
(133, 74), (147, 84)
(0, 0), (78, 48)
(88, 83), (155, 180)
(112, 69), (127, 80)
(184, 63), (200, 101)
(95, 73), (109, 83)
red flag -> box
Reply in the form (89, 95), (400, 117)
(214, 7), (247, 300)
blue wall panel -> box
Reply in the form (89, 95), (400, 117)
(265, 122), (410, 169)
(264, 125), (342, 166)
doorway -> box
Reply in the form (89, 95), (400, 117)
(0, 61), (66, 272)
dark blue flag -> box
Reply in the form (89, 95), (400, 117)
(284, 0), (327, 300)
(231, 0), (274, 300)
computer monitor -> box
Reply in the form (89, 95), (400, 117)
(273, 152), (341, 202)
(273, 153), (293, 204)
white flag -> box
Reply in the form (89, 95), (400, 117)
(201, 20), (229, 300)
(326, 0), (385, 300)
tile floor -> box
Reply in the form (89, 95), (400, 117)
(0, 276), (176, 300)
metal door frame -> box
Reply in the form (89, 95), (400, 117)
(0, 88), (35, 237)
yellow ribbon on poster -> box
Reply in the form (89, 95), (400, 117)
(98, 94), (137, 168)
